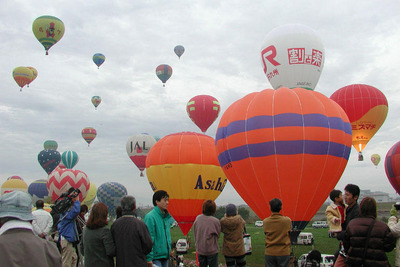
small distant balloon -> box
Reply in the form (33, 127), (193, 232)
(187, 95), (221, 133)
(44, 140), (58, 150)
(13, 66), (33, 91)
(82, 127), (97, 146)
(156, 64), (172, 87)
(91, 96), (102, 110)
(32, 15), (65, 55)
(174, 45), (185, 59)
(61, 150), (79, 169)
(26, 67), (38, 86)
(93, 53), (105, 69)
(371, 154), (381, 167)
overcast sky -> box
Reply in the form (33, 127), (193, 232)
(1, 1), (400, 207)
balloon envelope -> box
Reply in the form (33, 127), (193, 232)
(38, 149), (61, 174)
(32, 15), (65, 55)
(371, 154), (381, 167)
(174, 45), (185, 58)
(261, 24), (325, 90)
(7, 176), (24, 181)
(44, 140), (58, 150)
(146, 132), (227, 235)
(187, 95), (221, 133)
(385, 142), (400, 195)
(82, 182), (97, 209)
(28, 179), (49, 199)
(47, 168), (90, 202)
(156, 64), (172, 86)
(1, 179), (28, 195)
(93, 53), (105, 68)
(91, 96), (101, 109)
(215, 87), (351, 233)
(126, 134), (157, 177)
(13, 66), (33, 90)
(61, 150), (79, 169)
(330, 84), (388, 155)
(26, 66), (38, 85)
(96, 182), (127, 218)
(82, 127), (97, 146)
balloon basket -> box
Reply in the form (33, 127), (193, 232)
(358, 152), (364, 161)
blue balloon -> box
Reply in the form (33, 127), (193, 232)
(96, 182), (127, 217)
(93, 53), (106, 69)
(37, 149), (61, 174)
(28, 179), (49, 199)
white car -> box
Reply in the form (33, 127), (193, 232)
(255, 221), (263, 227)
(297, 253), (335, 267)
(312, 221), (328, 228)
(176, 239), (189, 254)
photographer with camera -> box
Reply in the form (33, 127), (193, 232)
(388, 202), (400, 267)
(56, 187), (81, 267)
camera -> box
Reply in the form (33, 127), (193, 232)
(395, 202), (400, 211)
(50, 187), (81, 216)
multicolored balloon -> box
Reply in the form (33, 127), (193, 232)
(32, 15), (65, 55)
(47, 168), (90, 202)
(12, 66), (33, 91)
(91, 96), (102, 110)
(261, 24), (325, 90)
(28, 179), (49, 199)
(126, 134), (157, 177)
(330, 84), (388, 160)
(38, 149), (61, 174)
(146, 132), (227, 235)
(92, 53), (105, 69)
(43, 140), (58, 150)
(385, 142), (400, 195)
(7, 176), (24, 181)
(96, 182), (127, 218)
(215, 87), (351, 235)
(187, 95), (221, 133)
(61, 150), (79, 169)
(156, 64), (172, 87)
(174, 45), (185, 59)
(26, 66), (38, 86)
(371, 154), (381, 167)
(82, 127), (97, 146)
(82, 182), (97, 209)
(1, 179), (28, 195)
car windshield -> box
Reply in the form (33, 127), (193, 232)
(178, 242), (186, 246)
(325, 256), (334, 263)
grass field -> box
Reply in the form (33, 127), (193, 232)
(171, 224), (396, 266)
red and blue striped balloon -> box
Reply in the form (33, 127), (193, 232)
(385, 141), (400, 195)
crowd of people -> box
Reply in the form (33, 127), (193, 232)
(0, 183), (400, 267)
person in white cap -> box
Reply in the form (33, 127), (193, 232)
(0, 191), (62, 266)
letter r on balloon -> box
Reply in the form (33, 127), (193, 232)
(261, 45), (280, 73)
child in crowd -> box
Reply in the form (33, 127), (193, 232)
(325, 189), (346, 238)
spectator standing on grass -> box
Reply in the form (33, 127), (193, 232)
(325, 189), (346, 238)
(263, 198), (292, 267)
(220, 203), (247, 267)
(193, 199), (221, 267)
(388, 203), (400, 267)
(32, 199), (53, 239)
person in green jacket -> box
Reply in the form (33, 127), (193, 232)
(144, 190), (172, 267)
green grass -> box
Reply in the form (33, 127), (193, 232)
(171, 224), (396, 266)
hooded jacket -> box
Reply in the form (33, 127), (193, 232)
(220, 214), (246, 257)
(325, 202), (346, 232)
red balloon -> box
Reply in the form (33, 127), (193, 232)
(385, 142), (400, 195)
(47, 168), (90, 202)
(186, 95), (221, 133)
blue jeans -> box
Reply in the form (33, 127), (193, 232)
(198, 253), (218, 267)
(153, 259), (168, 267)
(265, 255), (290, 267)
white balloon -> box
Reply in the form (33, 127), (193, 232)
(261, 24), (325, 90)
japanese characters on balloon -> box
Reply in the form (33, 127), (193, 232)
(186, 95), (221, 133)
(260, 24), (325, 90)
(47, 168), (90, 202)
(126, 134), (157, 177)
(215, 87), (351, 239)
(146, 132), (227, 236)
(32, 15), (65, 55)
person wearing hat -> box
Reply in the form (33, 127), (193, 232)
(0, 191), (62, 266)
(220, 203), (247, 267)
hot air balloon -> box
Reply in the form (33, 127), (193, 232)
(187, 95), (221, 133)
(174, 45), (185, 59)
(385, 142), (400, 195)
(47, 168), (90, 202)
(7, 176), (24, 181)
(156, 64), (172, 87)
(12, 66), (33, 91)
(26, 66), (38, 86)
(43, 140), (58, 150)
(61, 150), (79, 169)
(260, 24), (325, 90)
(28, 179), (49, 200)
(371, 154), (381, 167)
(91, 96), (102, 110)
(126, 134), (157, 177)
(215, 87), (351, 239)
(1, 179), (28, 195)
(32, 15), (65, 55)
(330, 84), (388, 161)
(146, 132), (227, 235)
(38, 149), (61, 174)
(92, 53), (105, 69)
(82, 182), (97, 209)
(97, 182), (127, 218)
(82, 127), (97, 146)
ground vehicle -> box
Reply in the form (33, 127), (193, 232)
(297, 253), (335, 267)
(312, 221), (328, 228)
(296, 232), (314, 245)
(255, 220), (263, 227)
(176, 238), (189, 254)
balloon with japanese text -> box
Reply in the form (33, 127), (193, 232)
(174, 45), (185, 59)
(93, 53), (105, 69)
(371, 154), (381, 167)
(385, 142), (400, 195)
(215, 87), (351, 235)
(1, 179), (28, 195)
(32, 15), (65, 55)
(261, 24), (325, 90)
(82, 127), (97, 146)
(97, 182), (127, 218)
(38, 149), (61, 174)
(126, 134), (157, 177)
(47, 168), (90, 202)
(330, 84), (388, 160)
(91, 96), (101, 110)
(187, 95), (221, 133)
(156, 64), (172, 87)
(146, 132), (227, 236)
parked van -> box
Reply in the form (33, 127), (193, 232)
(255, 221), (263, 227)
(296, 232), (314, 245)
(176, 238), (189, 254)
(312, 221), (328, 228)
(298, 253), (335, 266)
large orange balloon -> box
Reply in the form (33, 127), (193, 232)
(146, 132), (227, 235)
(215, 87), (352, 233)
(330, 84), (388, 160)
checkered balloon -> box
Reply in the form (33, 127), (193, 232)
(97, 182), (127, 217)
